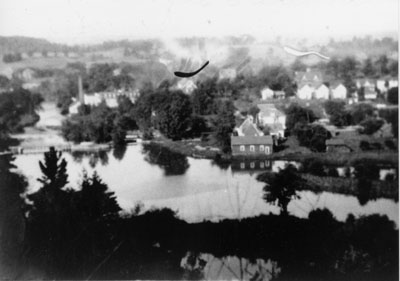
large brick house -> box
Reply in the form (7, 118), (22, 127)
(231, 135), (273, 156)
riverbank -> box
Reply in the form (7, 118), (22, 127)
(299, 173), (398, 201)
(150, 139), (221, 159)
(153, 139), (398, 166)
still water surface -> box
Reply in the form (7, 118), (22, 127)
(13, 144), (398, 226)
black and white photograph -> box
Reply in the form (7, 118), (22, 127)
(0, 0), (398, 280)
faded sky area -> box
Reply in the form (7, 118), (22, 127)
(0, 0), (398, 44)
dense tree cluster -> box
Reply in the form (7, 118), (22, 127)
(212, 100), (236, 152)
(387, 87), (398, 104)
(324, 100), (352, 127)
(2, 53), (22, 63)
(61, 95), (137, 145)
(0, 88), (43, 149)
(293, 123), (331, 152)
(285, 103), (318, 132)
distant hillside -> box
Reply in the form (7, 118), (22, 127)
(0, 36), (73, 54)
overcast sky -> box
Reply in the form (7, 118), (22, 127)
(0, 0), (398, 44)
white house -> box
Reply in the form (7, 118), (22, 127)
(314, 84), (330, 99)
(256, 104), (286, 137)
(389, 79), (398, 89)
(365, 90), (377, 100)
(219, 68), (237, 80)
(331, 83), (347, 99)
(376, 80), (387, 93)
(377, 77), (398, 93)
(261, 87), (274, 100)
(176, 79), (197, 94)
(297, 84), (314, 100)
(69, 88), (140, 114)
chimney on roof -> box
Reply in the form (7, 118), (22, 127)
(78, 75), (84, 103)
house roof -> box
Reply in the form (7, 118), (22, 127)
(238, 117), (263, 136)
(231, 136), (273, 145)
(326, 139), (345, 146)
(295, 69), (323, 82)
(257, 104), (285, 118)
(330, 81), (345, 89)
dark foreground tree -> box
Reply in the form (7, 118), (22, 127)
(212, 100), (236, 152)
(258, 164), (306, 215)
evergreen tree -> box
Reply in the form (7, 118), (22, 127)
(37, 147), (68, 190)
(213, 100), (236, 152)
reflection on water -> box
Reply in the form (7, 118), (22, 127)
(181, 252), (280, 280)
(13, 145), (398, 226)
(142, 142), (189, 175)
(2, 149), (399, 280)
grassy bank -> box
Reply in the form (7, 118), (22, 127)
(154, 138), (398, 166)
(270, 151), (399, 166)
(150, 139), (220, 159)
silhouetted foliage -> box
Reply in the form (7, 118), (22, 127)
(285, 104), (317, 133)
(350, 103), (375, 124)
(384, 140), (396, 151)
(152, 90), (192, 140)
(324, 100), (351, 127)
(301, 159), (326, 176)
(212, 100), (236, 152)
(37, 147), (69, 189)
(387, 87), (398, 104)
(258, 164), (305, 215)
(0, 155), (27, 278)
(293, 123), (331, 152)
(359, 118), (385, 135)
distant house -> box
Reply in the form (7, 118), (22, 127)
(219, 68), (237, 80)
(388, 79), (398, 89)
(231, 135), (273, 156)
(274, 91), (285, 99)
(256, 104), (286, 137)
(331, 83), (347, 99)
(176, 79), (197, 94)
(261, 87), (285, 100)
(356, 78), (375, 90)
(314, 84), (329, 99)
(32, 52), (43, 58)
(67, 52), (78, 58)
(17, 68), (36, 81)
(21, 53), (29, 59)
(297, 84), (314, 100)
(377, 77), (399, 93)
(47, 52), (56, 57)
(261, 87), (274, 100)
(318, 124), (361, 138)
(326, 139), (353, 153)
(295, 69), (324, 100)
(356, 78), (378, 100)
(364, 88), (377, 100)
(22, 82), (40, 90)
(69, 76), (140, 114)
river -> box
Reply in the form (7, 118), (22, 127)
(13, 144), (399, 226)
